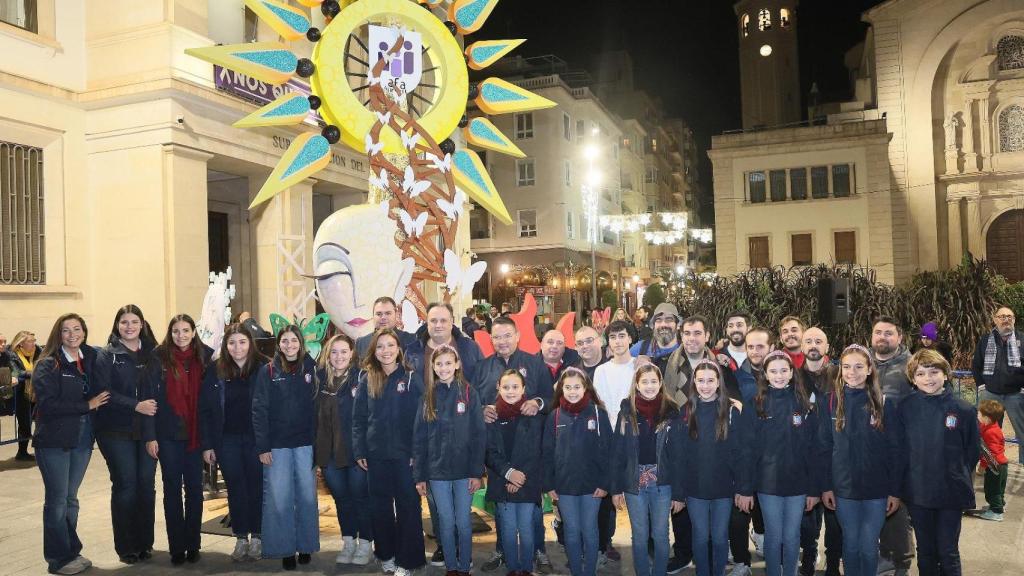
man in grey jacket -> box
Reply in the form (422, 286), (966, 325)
(869, 316), (913, 576)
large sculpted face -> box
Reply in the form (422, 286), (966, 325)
(312, 204), (414, 339)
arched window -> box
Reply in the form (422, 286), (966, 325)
(997, 36), (1024, 71)
(780, 8), (791, 28)
(758, 8), (772, 31)
(999, 105), (1024, 152)
(741, 13), (750, 37)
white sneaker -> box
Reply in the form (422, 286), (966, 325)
(248, 537), (262, 560)
(535, 550), (553, 574)
(395, 568), (413, 576)
(750, 529), (764, 558)
(231, 538), (249, 562)
(596, 554), (608, 569)
(336, 536), (355, 564)
(74, 556), (92, 569)
(877, 556), (896, 575)
(54, 558), (87, 575)
(730, 565), (752, 576)
(381, 557), (397, 573)
(352, 539), (373, 565)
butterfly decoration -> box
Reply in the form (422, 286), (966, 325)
(443, 248), (487, 296)
(425, 152), (451, 173)
(401, 299), (423, 334)
(402, 165), (431, 198)
(401, 130), (421, 151)
(268, 312), (333, 360)
(364, 133), (384, 156)
(437, 187), (466, 220)
(399, 209), (428, 237)
(369, 167), (389, 191)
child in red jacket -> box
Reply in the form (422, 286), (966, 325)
(976, 400), (1008, 522)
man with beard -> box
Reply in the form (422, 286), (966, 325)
(972, 305), (1024, 465)
(718, 311), (751, 367)
(354, 296), (416, 358)
(797, 327), (842, 576)
(630, 303), (682, 375)
(573, 325), (607, 381)
(778, 315), (806, 369)
(869, 316), (913, 576)
(734, 328), (773, 403)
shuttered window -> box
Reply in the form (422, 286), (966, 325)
(749, 236), (769, 268)
(0, 140), (45, 285)
(791, 233), (812, 266)
(834, 231), (856, 264)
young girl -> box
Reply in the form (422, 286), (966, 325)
(897, 349), (978, 576)
(33, 313), (109, 575)
(93, 305), (159, 565)
(141, 314), (212, 565)
(199, 323), (267, 562)
(413, 345), (486, 575)
(486, 369), (545, 576)
(669, 359), (752, 576)
(252, 325), (319, 570)
(610, 363), (682, 576)
(352, 329), (425, 576)
(316, 333), (373, 565)
(817, 344), (899, 576)
(751, 351), (818, 576)
(543, 367), (612, 576)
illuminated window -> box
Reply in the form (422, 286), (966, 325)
(758, 8), (772, 31)
(741, 13), (750, 37)
(999, 104), (1024, 152)
(780, 8), (791, 28)
(997, 36), (1024, 71)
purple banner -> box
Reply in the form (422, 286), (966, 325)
(213, 65), (322, 124)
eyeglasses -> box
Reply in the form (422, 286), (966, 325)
(577, 337), (599, 346)
(995, 314), (1015, 321)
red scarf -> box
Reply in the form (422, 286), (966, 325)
(635, 394), (661, 425)
(785, 350), (806, 369)
(559, 393), (591, 415)
(166, 346), (202, 451)
(496, 396), (526, 420)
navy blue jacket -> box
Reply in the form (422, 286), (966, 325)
(199, 363), (264, 454)
(896, 390), (979, 510)
(535, 347), (581, 382)
(352, 366), (423, 461)
(734, 363), (759, 405)
(668, 399), (753, 500)
(413, 379), (486, 482)
(140, 345), (214, 443)
(612, 399), (679, 496)
(93, 339), (154, 438)
(751, 386), (819, 496)
(32, 346), (101, 449)
(816, 386), (900, 500)
(542, 400), (613, 496)
(355, 329), (416, 363)
(404, 326), (483, 385)
(314, 366), (360, 468)
(251, 355), (317, 454)
(485, 412), (545, 503)
(472, 349), (554, 408)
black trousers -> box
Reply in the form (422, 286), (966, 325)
(879, 502), (915, 569)
(907, 504), (962, 576)
(800, 502), (842, 563)
(597, 494), (616, 552)
(729, 505), (752, 565)
(671, 506), (693, 562)
(14, 385), (33, 455)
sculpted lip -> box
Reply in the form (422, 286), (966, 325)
(346, 318), (369, 327)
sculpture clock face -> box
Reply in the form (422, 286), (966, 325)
(311, 0), (469, 154)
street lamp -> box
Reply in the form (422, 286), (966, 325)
(582, 146), (602, 308)
(499, 263), (510, 274)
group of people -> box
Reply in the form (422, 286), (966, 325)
(5, 297), (1020, 576)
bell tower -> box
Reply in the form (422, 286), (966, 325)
(735, 0), (801, 129)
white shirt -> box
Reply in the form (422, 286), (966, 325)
(594, 357), (636, 429)
(727, 344), (748, 367)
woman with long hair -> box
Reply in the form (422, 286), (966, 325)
(352, 329), (425, 576)
(316, 333), (373, 565)
(252, 325), (319, 570)
(199, 323), (268, 562)
(9, 329), (42, 461)
(92, 305), (160, 564)
(140, 314), (212, 565)
(33, 313), (110, 575)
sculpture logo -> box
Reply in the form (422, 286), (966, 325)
(368, 25), (422, 95)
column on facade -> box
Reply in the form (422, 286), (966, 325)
(979, 96), (993, 171)
(964, 194), (983, 257)
(161, 144), (215, 317)
(250, 178), (316, 324)
(946, 197), (963, 265)
(962, 98), (978, 172)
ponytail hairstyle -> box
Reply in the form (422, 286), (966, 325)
(626, 363), (677, 434)
(754, 350), (810, 419)
(423, 344), (466, 422)
(318, 333), (356, 393)
(686, 359), (731, 440)
(553, 366), (604, 408)
(833, 344), (884, 432)
(361, 329), (406, 399)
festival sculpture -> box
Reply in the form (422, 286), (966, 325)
(187, 0), (556, 339)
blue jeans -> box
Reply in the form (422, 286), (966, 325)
(834, 498), (887, 576)
(625, 484), (672, 576)
(978, 389), (1024, 463)
(157, 439), (204, 555)
(322, 463), (372, 541)
(261, 445), (319, 558)
(498, 502), (535, 572)
(96, 435), (157, 556)
(759, 494), (805, 576)
(218, 434), (263, 537)
(558, 494), (601, 576)
(430, 479), (474, 572)
(367, 458), (425, 570)
(37, 416), (93, 573)
(687, 497), (732, 576)
(494, 501), (547, 555)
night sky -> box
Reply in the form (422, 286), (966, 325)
(473, 0), (884, 223)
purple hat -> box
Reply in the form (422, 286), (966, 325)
(920, 322), (939, 341)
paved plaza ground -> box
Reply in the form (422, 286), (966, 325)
(0, 414), (1022, 576)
